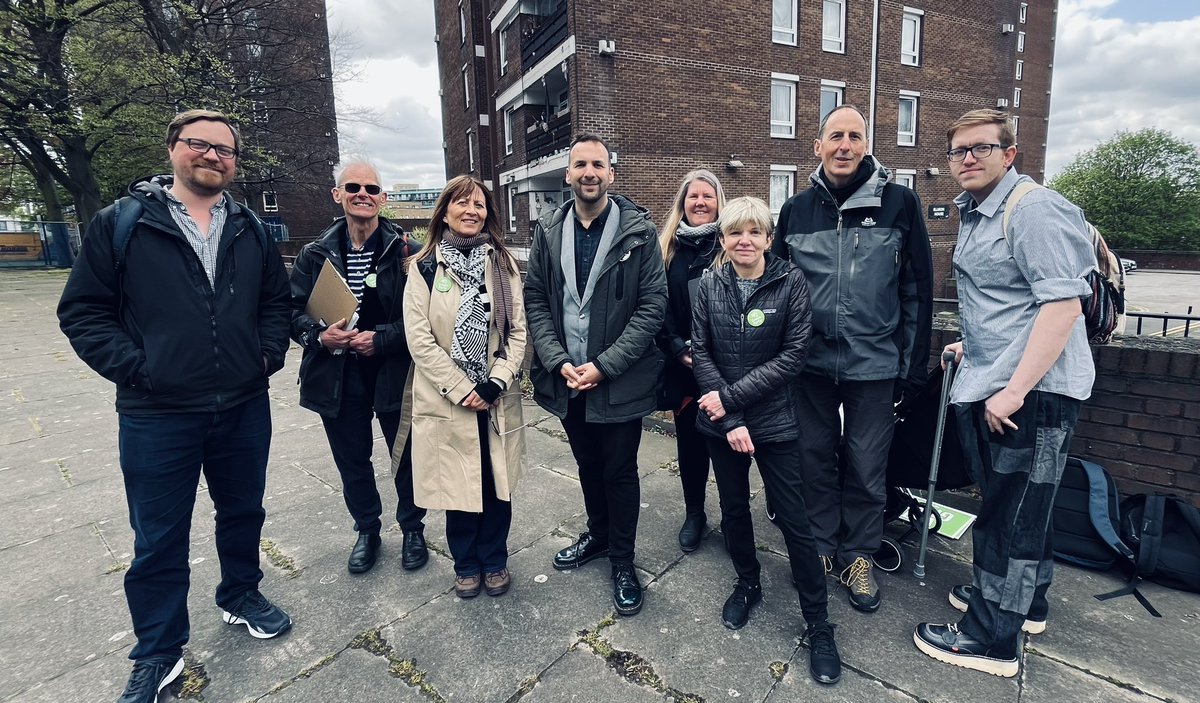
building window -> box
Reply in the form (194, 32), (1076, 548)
(822, 0), (845, 53)
(262, 191), (278, 213)
(1013, 87), (1022, 107)
(898, 92), (919, 146)
(901, 8), (923, 66)
(1020, 2), (1028, 23)
(507, 186), (518, 232)
(769, 167), (796, 216)
(820, 80), (844, 122)
(498, 24), (509, 76)
(1015, 59), (1023, 80)
(1012, 115), (1020, 136)
(770, 75), (797, 139)
(894, 171), (916, 190)
(504, 108), (514, 155)
(467, 131), (476, 172)
(462, 65), (470, 108)
(773, 0), (797, 45)
(459, 2), (467, 45)
(1017, 31), (1025, 53)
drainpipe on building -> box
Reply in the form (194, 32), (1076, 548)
(868, 0), (880, 148)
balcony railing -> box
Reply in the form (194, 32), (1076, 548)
(526, 110), (572, 161)
(520, 2), (567, 70)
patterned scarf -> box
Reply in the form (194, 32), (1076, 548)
(675, 220), (721, 250)
(439, 237), (489, 384)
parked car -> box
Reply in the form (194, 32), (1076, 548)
(1113, 251), (1137, 273)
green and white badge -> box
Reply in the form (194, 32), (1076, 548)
(364, 273), (377, 288)
(435, 277), (454, 293)
(746, 309), (766, 327)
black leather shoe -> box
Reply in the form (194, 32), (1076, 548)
(805, 622), (842, 685)
(552, 532), (609, 571)
(913, 622), (1019, 677)
(612, 563), (643, 616)
(348, 532), (381, 574)
(401, 530), (428, 571)
(677, 512), (707, 553)
(721, 579), (762, 630)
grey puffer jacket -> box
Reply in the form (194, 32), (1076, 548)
(524, 194), (667, 423)
(691, 253), (812, 444)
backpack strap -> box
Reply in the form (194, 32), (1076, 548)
(1078, 459), (1137, 563)
(1096, 493), (1163, 617)
(416, 252), (437, 291)
(999, 181), (1041, 244)
(112, 197), (144, 273)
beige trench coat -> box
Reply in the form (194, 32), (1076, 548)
(395, 244), (527, 513)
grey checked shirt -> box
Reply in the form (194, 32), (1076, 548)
(950, 168), (1096, 404)
(164, 187), (228, 288)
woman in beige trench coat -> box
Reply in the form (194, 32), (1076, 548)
(402, 175), (527, 598)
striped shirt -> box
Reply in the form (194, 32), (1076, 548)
(345, 233), (378, 305)
(163, 188), (227, 288)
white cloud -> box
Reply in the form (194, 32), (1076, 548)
(1046, 0), (1200, 177)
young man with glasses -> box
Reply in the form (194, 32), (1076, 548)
(289, 160), (427, 576)
(771, 105), (933, 614)
(913, 109), (1095, 677)
(58, 109), (293, 703)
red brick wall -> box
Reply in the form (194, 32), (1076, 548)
(1115, 251), (1200, 271)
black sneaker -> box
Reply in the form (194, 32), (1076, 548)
(948, 584), (1046, 634)
(913, 622), (1019, 678)
(221, 590), (292, 639)
(804, 622), (842, 685)
(116, 656), (183, 703)
(721, 580), (762, 630)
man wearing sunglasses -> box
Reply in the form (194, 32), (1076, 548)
(58, 109), (293, 702)
(289, 160), (427, 578)
(913, 109), (1095, 678)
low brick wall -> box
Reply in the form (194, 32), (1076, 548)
(930, 319), (1200, 505)
(1117, 250), (1200, 271)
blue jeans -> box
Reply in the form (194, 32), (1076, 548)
(119, 393), (271, 660)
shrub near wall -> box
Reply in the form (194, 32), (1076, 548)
(930, 319), (1200, 506)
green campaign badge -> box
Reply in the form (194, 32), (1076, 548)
(364, 273), (377, 288)
(746, 309), (766, 327)
(435, 277), (453, 293)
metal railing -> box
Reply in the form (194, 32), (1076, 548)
(933, 298), (1198, 338)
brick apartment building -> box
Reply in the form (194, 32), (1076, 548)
(229, 0), (342, 242)
(435, 0), (1055, 289)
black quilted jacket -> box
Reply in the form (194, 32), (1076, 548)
(691, 253), (812, 443)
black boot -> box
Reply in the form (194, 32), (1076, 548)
(678, 512), (707, 552)
(348, 532), (381, 574)
(612, 563), (643, 616)
(401, 530), (428, 571)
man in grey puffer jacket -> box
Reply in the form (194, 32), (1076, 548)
(772, 106), (933, 614)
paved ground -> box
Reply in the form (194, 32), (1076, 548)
(2, 268), (1197, 703)
(1123, 270), (1200, 335)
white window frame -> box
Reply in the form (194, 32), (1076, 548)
(504, 107), (514, 155)
(498, 23), (509, 75)
(773, 0), (798, 45)
(769, 166), (797, 217)
(507, 186), (518, 232)
(467, 130), (476, 172)
(1012, 115), (1020, 136)
(819, 79), (845, 122)
(1017, 31), (1025, 53)
(459, 1), (467, 45)
(894, 170), (916, 190)
(901, 7), (923, 66)
(1019, 2), (1028, 23)
(1013, 87), (1022, 108)
(822, 0), (846, 53)
(770, 74), (798, 139)
(462, 65), (470, 108)
(261, 191), (279, 213)
(1015, 59), (1023, 80)
(898, 91), (919, 146)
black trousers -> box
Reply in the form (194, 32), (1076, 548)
(708, 435), (829, 627)
(561, 394), (643, 564)
(795, 372), (895, 564)
(320, 355), (425, 535)
(445, 413), (513, 576)
(674, 400), (711, 515)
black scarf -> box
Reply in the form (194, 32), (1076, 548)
(820, 159), (875, 206)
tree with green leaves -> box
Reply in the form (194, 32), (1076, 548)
(1049, 128), (1200, 251)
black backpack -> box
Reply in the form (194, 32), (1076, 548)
(110, 196), (270, 274)
(1052, 457), (1133, 570)
(1117, 494), (1200, 594)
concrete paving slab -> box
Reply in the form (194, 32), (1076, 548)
(0, 471), (128, 548)
(261, 648), (432, 702)
(767, 659), (924, 703)
(522, 648), (664, 702)
(2, 649), (135, 703)
(1022, 651), (1167, 703)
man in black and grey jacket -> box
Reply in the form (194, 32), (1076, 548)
(772, 105), (933, 614)
(290, 159), (426, 576)
(524, 134), (667, 617)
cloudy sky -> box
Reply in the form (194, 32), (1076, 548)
(325, 0), (1200, 189)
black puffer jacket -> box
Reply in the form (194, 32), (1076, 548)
(691, 253), (812, 443)
(289, 217), (416, 417)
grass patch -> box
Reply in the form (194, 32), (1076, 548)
(259, 538), (300, 578)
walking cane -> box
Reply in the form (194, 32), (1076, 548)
(913, 350), (958, 579)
